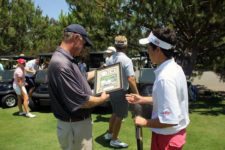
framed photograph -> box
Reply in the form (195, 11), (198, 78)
(94, 63), (123, 95)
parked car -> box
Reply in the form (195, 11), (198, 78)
(0, 70), (17, 108)
(29, 69), (49, 110)
(38, 53), (52, 69)
(136, 68), (155, 119)
(29, 53), (52, 110)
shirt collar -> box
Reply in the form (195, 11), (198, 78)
(154, 58), (174, 76)
(114, 52), (126, 56)
(56, 47), (79, 64)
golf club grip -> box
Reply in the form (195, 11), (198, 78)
(130, 104), (142, 117)
(130, 104), (143, 150)
(136, 126), (143, 150)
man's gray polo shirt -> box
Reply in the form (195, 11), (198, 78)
(48, 47), (92, 120)
(106, 52), (135, 90)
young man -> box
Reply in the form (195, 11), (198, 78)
(48, 24), (109, 150)
(126, 28), (190, 150)
(104, 35), (139, 148)
(13, 58), (36, 118)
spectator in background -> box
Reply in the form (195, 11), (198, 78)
(78, 57), (87, 77)
(104, 46), (116, 64)
(25, 58), (40, 97)
(104, 35), (139, 148)
(13, 58), (36, 118)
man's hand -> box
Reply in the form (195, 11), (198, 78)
(135, 117), (177, 128)
(87, 70), (96, 81)
(126, 93), (142, 104)
(81, 91), (110, 108)
(126, 94), (153, 105)
(134, 116), (147, 127)
(100, 91), (110, 102)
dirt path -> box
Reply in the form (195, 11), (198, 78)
(192, 71), (225, 91)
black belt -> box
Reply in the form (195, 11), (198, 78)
(60, 115), (91, 122)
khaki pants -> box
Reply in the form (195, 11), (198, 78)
(57, 118), (92, 150)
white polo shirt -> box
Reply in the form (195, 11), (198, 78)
(151, 58), (190, 135)
(25, 59), (39, 77)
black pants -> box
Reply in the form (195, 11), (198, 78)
(25, 76), (35, 91)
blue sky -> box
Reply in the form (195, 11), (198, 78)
(33, 0), (70, 20)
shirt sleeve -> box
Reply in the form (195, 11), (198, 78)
(156, 79), (181, 124)
(105, 58), (111, 66)
(124, 59), (135, 77)
(56, 68), (90, 113)
(25, 61), (32, 68)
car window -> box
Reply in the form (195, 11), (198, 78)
(35, 70), (48, 84)
(0, 70), (14, 82)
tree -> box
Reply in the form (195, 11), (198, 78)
(65, 0), (148, 54)
(65, 0), (225, 80)
(170, 0), (225, 80)
(0, 0), (62, 55)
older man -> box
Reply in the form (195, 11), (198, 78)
(48, 24), (109, 150)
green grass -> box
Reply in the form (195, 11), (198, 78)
(0, 100), (225, 150)
(92, 114), (151, 150)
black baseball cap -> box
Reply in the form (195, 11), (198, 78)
(64, 24), (93, 47)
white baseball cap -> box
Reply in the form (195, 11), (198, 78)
(104, 46), (116, 53)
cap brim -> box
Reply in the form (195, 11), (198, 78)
(83, 36), (93, 47)
(139, 38), (150, 45)
(104, 50), (112, 53)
